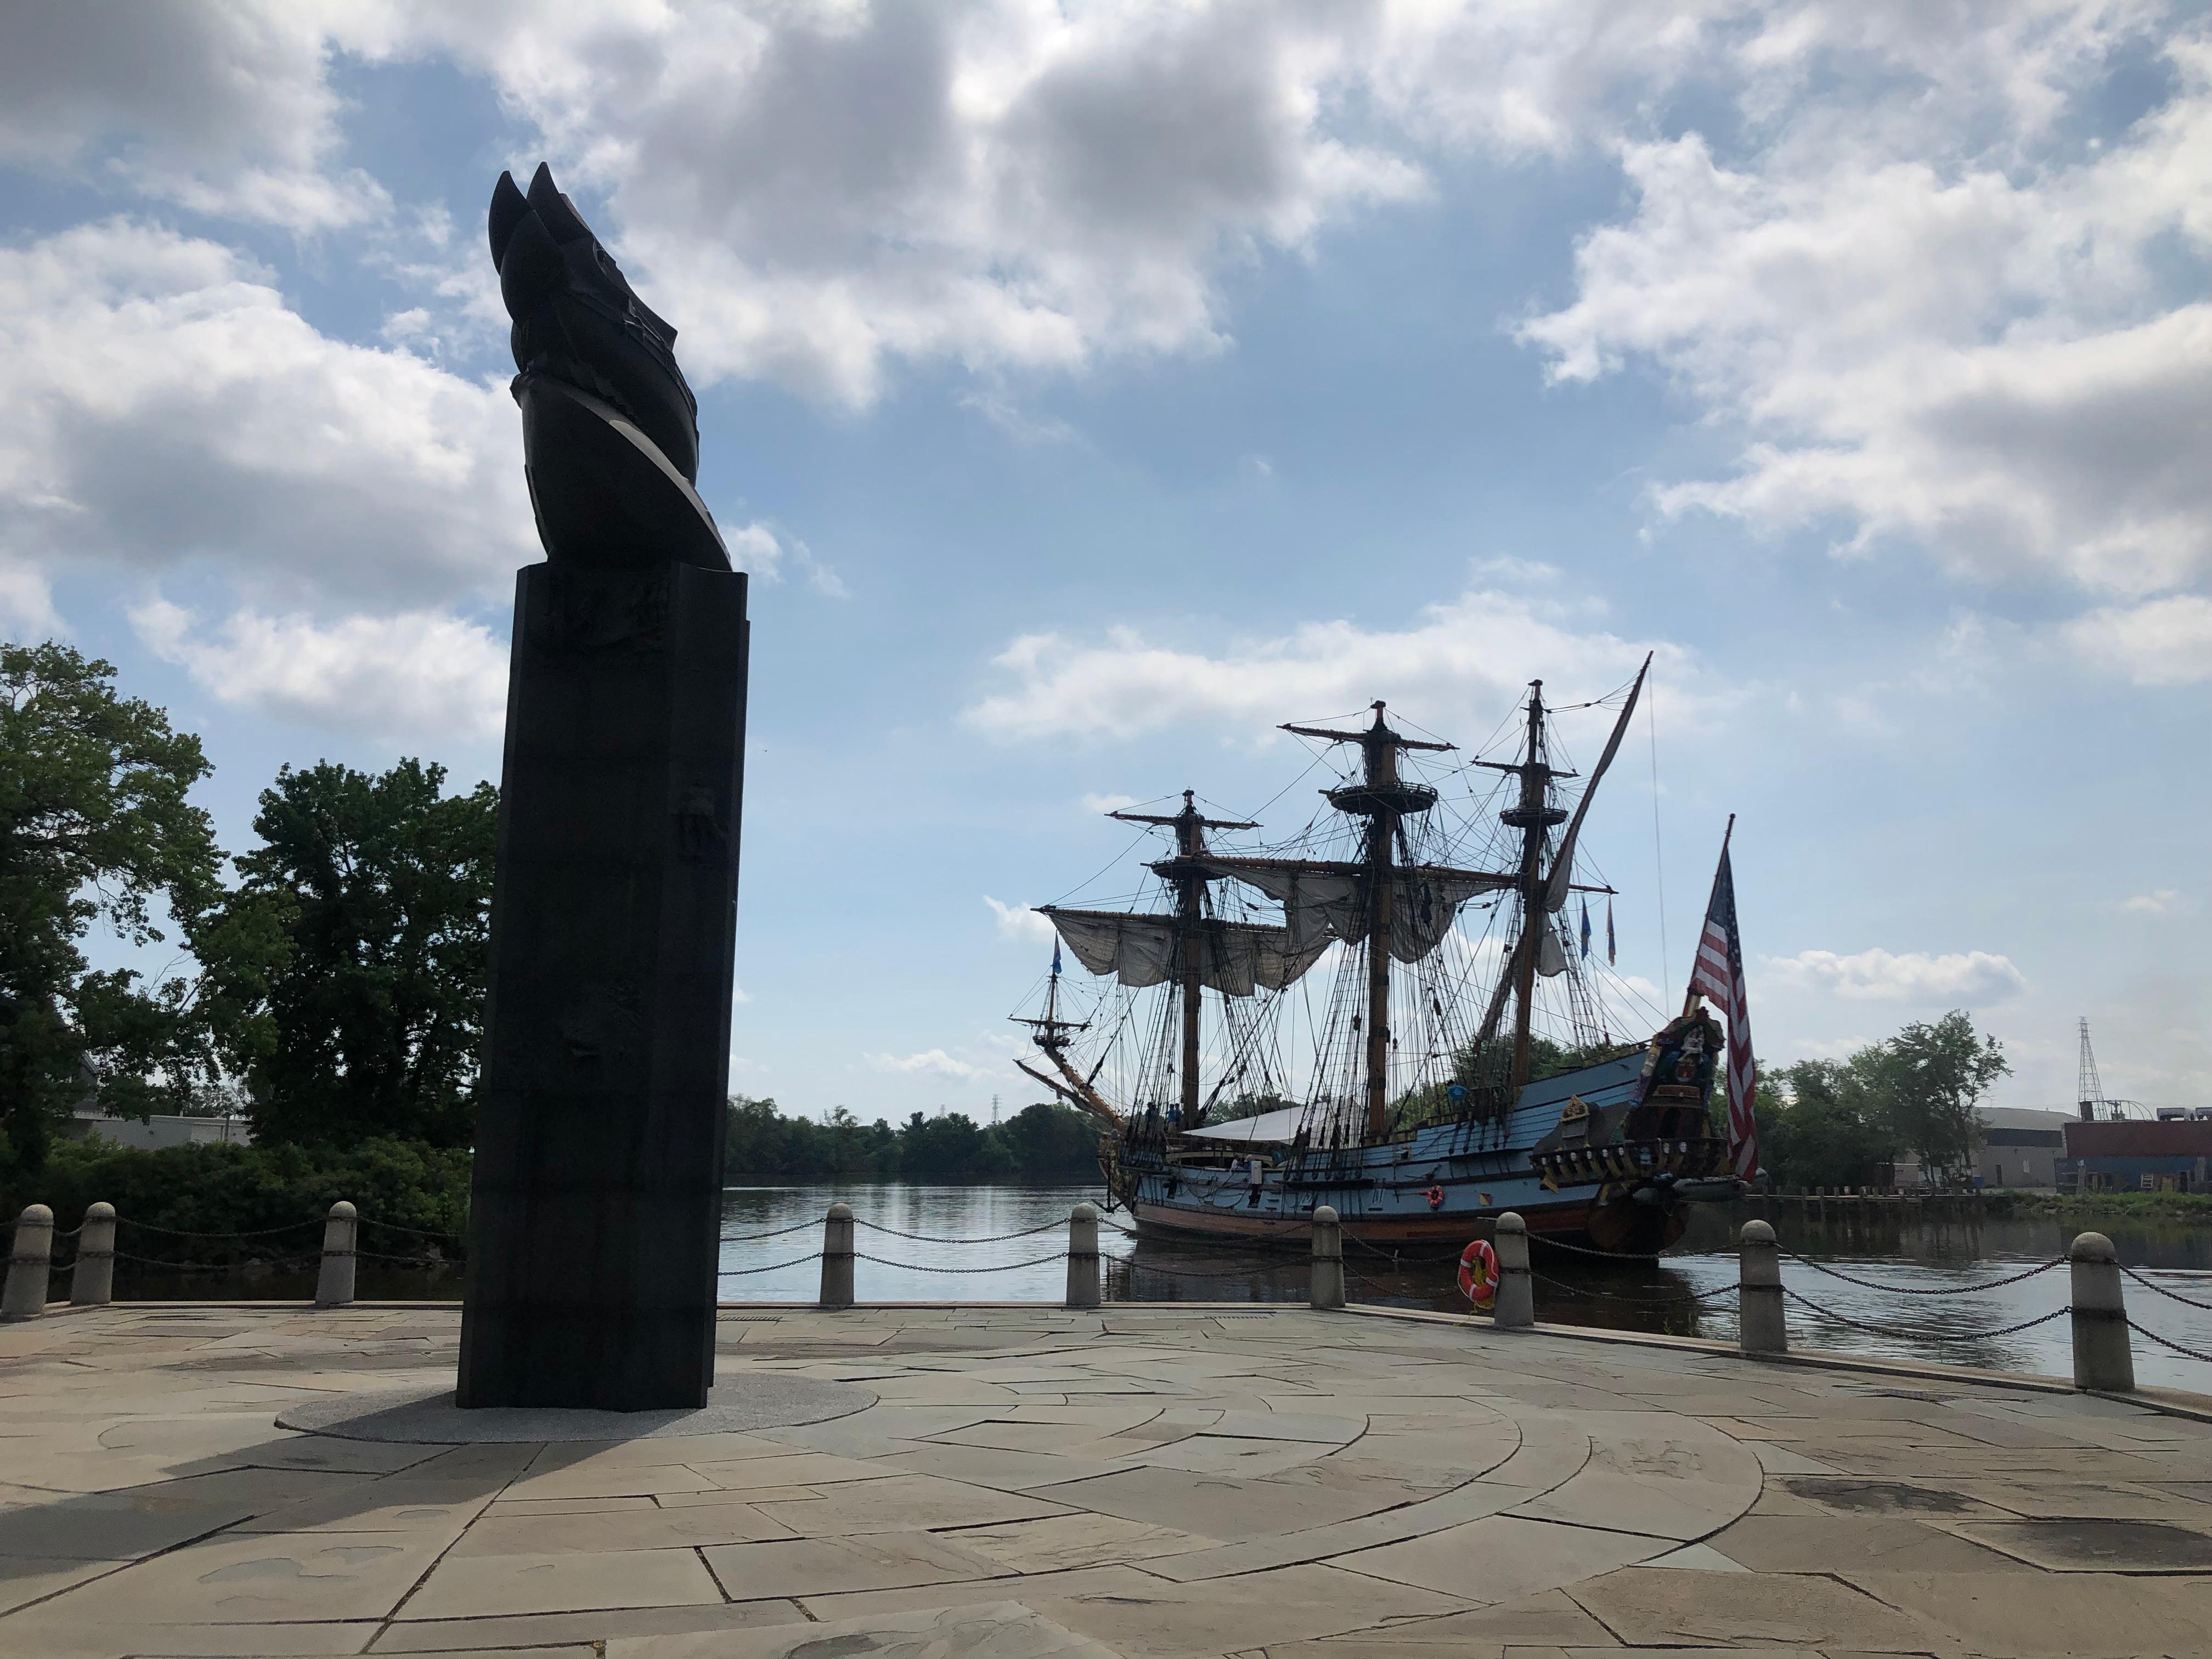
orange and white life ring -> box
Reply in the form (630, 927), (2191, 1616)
(1424, 1184), (1446, 1210)
(1458, 1238), (1499, 1310)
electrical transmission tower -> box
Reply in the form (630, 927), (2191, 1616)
(2076, 1018), (2146, 1121)
(2077, 1018), (2105, 1122)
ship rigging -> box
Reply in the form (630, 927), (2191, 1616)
(1012, 658), (1750, 1252)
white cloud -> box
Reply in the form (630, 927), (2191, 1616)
(964, 583), (1714, 744)
(1792, 1035), (1881, 1062)
(0, 3), (386, 229)
(2061, 595), (2212, 685)
(0, 221), (532, 612)
(866, 1048), (995, 1080)
(957, 391), (1079, 446)
(1765, 947), (2029, 1003)
(133, 599), (507, 746)
(2123, 889), (2184, 915)
(0, 560), (59, 634)
(1520, 23), (2212, 613)
(984, 896), (1058, 945)
(1081, 793), (1140, 816)
(724, 521), (846, 597)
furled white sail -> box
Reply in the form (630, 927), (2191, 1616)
(1204, 865), (1362, 951)
(1040, 909), (1329, 996)
(1543, 653), (1650, 914)
(1536, 922), (1569, 978)
(1197, 860), (1511, 964)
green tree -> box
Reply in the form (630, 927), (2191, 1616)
(898, 1110), (1014, 1182)
(998, 1101), (1102, 1179)
(0, 643), (220, 1177)
(1762, 1052), (1897, 1188)
(194, 759), (496, 1148)
(1887, 1009), (2008, 1183)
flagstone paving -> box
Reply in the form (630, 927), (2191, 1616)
(3, 1303), (2211, 1656)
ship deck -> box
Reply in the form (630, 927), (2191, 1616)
(5, 1300), (2211, 1657)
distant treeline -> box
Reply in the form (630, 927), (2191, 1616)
(724, 1097), (1103, 1184)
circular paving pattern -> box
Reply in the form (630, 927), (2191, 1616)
(274, 1375), (878, 1442)
(5, 1302), (2210, 1657)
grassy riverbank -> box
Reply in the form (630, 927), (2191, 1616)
(1980, 1188), (2212, 1226)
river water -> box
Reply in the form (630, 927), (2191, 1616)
(106, 1181), (2212, 1393)
(707, 1183), (2212, 1392)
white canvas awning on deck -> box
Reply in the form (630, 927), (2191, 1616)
(1180, 1107), (1312, 1144)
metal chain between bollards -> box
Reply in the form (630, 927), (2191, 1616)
(1527, 1233), (1666, 1261)
(2118, 1266), (2212, 1312)
(1780, 1285), (2070, 1342)
(110, 1248), (323, 1273)
(721, 1218), (831, 1243)
(851, 1250), (1068, 1273)
(116, 1217), (323, 1240)
(1533, 1269), (1734, 1305)
(718, 1253), (825, 1277)
(2125, 1320), (2212, 1365)
(853, 1218), (1070, 1244)
(357, 1217), (466, 1243)
(1108, 1256), (1296, 1282)
(1786, 1251), (2066, 1296)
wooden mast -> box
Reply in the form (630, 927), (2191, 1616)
(1361, 712), (1398, 1143)
(1278, 703), (1453, 1142)
(1110, 792), (1257, 1129)
(1474, 681), (1572, 1092)
(1509, 683), (1548, 1089)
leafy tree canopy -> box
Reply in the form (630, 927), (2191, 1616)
(1887, 1010), (2010, 1177)
(193, 759), (496, 1148)
(724, 1097), (1101, 1184)
(1755, 1010), (2010, 1187)
(0, 642), (219, 1175)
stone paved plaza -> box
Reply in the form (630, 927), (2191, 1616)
(5, 1302), (2212, 1657)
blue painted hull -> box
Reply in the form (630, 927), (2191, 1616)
(1111, 1053), (1689, 1248)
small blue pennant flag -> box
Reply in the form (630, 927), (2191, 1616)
(1052, 939), (1062, 976)
(1606, 899), (1617, 966)
(1579, 896), (1592, 960)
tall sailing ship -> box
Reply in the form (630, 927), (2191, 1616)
(1012, 665), (1749, 1254)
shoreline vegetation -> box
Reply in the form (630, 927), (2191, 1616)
(720, 1096), (1102, 1185)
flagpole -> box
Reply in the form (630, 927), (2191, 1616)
(1681, 812), (1736, 1018)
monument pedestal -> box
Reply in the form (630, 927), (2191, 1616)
(458, 561), (747, 1410)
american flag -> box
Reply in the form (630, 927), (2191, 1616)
(1686, 824), (1759, 1181)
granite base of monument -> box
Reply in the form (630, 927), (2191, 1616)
(457, 560), (747, 1411)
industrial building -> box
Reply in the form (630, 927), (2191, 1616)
(1974, 1107), (2072, 1188)
(2061, 1113), (2212, 1193)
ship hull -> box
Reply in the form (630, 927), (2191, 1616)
(1109, 1051), (1723, 1257)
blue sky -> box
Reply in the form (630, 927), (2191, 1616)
(3, 2), (2206, 1120)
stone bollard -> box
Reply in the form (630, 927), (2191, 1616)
(1738, 1218), (1787, 1356)
(2, 1205), (53, 1320)
(1066, 1203), (1102, 1308)
(2069, 1231), (2134, 1392)
(71, 1202), (116, 1307)
(820, 1203), (855, 1310)
(1492, 1213), (1534, 1329)
(314, 1201), (357, 1308)
(1308, 1206), (1346, 1311)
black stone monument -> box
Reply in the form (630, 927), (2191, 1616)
(458, 165), (746, 1410)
